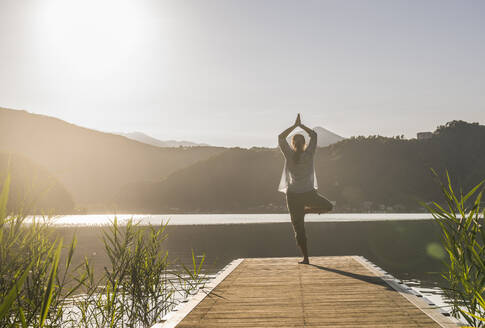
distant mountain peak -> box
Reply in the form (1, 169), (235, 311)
(120, 131), (209, 148)
(287, 126), (343, 147)
(313, 126), (345, 147)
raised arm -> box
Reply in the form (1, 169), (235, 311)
(278, 123), (296, 155)
(278, 115), (299, 155)
(279, 124), (296, 140)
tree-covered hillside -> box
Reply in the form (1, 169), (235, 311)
(116, 121), (485, 213)
(0, 108), (225, 210)
(0, 153), (74, 213)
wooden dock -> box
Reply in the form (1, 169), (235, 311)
(157, 256), (459, 327)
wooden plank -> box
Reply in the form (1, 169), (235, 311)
(354, 256), (458, 328)
(158, 256), (460, 327)
(152, 259), (244, 328)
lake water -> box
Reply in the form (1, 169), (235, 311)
(49, 213), (457, 320)
(48, 213), (434, 226)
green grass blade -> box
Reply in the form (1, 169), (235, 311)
(0, 261), (33, 320)
(39, 238), (63, 327)
(19, 307), (27, 328)
(462, 180), (485, 203)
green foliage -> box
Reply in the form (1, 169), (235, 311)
(71, 217), (206, 327)
(0, 171), (76, 327)
(0, 258), (33, 322)
(0, 172), (207, 327)
(179, 250), (206, 299)
(423, 170), (485, 327)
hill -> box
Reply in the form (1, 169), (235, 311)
(115, 148), (284, 213)
(115, 120), (485, 213)
(119, 132), (209, 148)
(0, 153), (74, 213)
(0, 108), (224, 210)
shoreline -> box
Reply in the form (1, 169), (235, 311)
(27, 213), (438, 226)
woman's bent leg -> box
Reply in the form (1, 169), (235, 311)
(304, 190), (333, 214)
(287, 192), (309, 264)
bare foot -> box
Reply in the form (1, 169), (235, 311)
(298, 258), (309, 264)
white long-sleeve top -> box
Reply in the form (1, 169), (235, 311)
(278, 131), (318, 194)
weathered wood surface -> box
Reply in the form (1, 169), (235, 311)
(174, 256), (457, 327)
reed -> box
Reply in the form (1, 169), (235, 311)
(423, 170), (485, 327)
(0, 173), (206, 327)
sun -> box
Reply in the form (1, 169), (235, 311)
(34, 0), (149, 79)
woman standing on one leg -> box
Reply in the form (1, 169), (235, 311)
(278, 114), (333, 264)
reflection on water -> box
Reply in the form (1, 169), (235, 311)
(55, 219), (445, 283)
(54, 218), (454, 319)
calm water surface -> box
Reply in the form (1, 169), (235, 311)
(50, 213), (456, 318)
(49, 213), (434, 226)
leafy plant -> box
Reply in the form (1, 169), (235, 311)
(178, 250), (206, 299)
(1, 170), (207, 327)
(69, 218), (207, 327)
(423, 170), (485, 327)
(1, 170), (82, 327)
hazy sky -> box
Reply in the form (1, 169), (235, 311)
(1, 0), (484, 147)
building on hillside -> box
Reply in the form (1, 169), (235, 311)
(417, 132), (433, 140)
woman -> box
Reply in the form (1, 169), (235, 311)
(278, 114), (333, 264)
